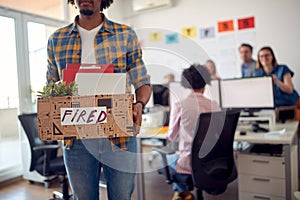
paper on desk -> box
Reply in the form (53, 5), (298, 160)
(264, 128), (286, 137)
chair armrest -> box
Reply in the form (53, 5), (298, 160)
(33, 144), (60, 176)
(33, 144), (60, 151)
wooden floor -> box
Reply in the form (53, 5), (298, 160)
(0, 145), (238, 200)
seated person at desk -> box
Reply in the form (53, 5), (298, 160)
(204, 59), (221, 80)
(164, 73), (175, 84)
(166, 64), (220, 200)
(253, 46), (299, 107)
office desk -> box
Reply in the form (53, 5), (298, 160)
(235, 121), (298, 200)
(136, 121), (298, 200)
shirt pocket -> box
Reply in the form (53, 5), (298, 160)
(104, 46), (127, 73)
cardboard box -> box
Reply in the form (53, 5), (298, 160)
(37, 94), (134, 141)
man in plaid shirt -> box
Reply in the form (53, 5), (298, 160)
(46, 0), (151, 199)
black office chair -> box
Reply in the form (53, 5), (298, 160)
(275, 105), (297, 123)
(18, 113), (71, 200)
(191, 109), (240, 199)
(154, 109), (240, 200)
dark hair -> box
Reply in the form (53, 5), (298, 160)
(256, 46), (278, 69)
(239, 43), (253, 52)
(181, 64), (211, 89)
(68, 0), (114, 11)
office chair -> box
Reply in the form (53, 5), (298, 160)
(18, 113), (71, 200)
(275, 105), (297, 123)
(191, 109), (240, 198)
(154, 109), (240, 200)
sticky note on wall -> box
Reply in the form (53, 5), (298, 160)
(200, 27), (215, 39)
(238, 16), (255, 30)
(149, 32), (163, 42)
(182, 27), (197, 38)
(218, 20), (234, 32)
(165, 33), (179, 44)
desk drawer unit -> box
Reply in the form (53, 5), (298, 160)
(238, 153), (286, 199)
(238, 154), (285, 178)
(239, 192), (285, 200)
(239, 174), (285, 197)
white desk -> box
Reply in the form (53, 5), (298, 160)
(235, 121), (299, 200)
(136, 121), (298, 200)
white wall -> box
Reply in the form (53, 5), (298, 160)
(108, 0), (300, 91)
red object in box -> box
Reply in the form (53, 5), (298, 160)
(63, 64), (114, 85)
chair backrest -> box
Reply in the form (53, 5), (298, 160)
(18, 113), (57, 171)
(191, 109), (240, 195)
(276, 105), (296, 123)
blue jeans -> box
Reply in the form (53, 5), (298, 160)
(166, 153), (189, 193)
(63, 137), (137, 200)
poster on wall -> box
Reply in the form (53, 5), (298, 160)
(182, 26), (197, 38)
(165, 33), (179, 45)
(236, 17), (256, 54)
(237, 31), (256, 46)
(149, 32), (163, 42)
(238, 16), (255, 30)
(217, 34), (235, 48)
(216, 32), (238, 78)
(218, 60), (240, 78)
(200, 39), (217, 59)
(218, 20), (234, 33)
(200, 27), (215, 39)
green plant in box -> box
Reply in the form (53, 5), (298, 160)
(38, 81), (78, 97)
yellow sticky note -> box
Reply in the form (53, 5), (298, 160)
(149, 32), (163, 42)
(182, 27), (197, 38)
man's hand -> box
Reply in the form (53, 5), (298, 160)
(133, 84), (152, 135)
(133, 102), (143, 135)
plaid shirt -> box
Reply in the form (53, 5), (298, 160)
(47, 14), (150, 150)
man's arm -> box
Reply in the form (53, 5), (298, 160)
(133, 85), (152, 135)
(125, 29), (151, 135)
(46, 37), (60, 84)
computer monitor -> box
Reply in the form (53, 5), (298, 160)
(220, 76), (274, 115)
(152, 84), (170, 106)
